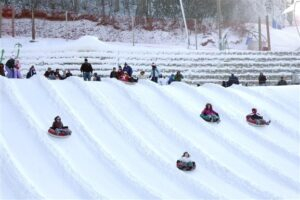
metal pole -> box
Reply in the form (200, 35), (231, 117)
(258, 17), (262, 51)
(179, 0), (189, 49)
(65, 11), (68, 39)
(266, 15), (271, 51)
(217, 0), (222, 50)
(132, 16), (135, 46)
(294, 0), (300, 38)
(194, 18), (197, 50)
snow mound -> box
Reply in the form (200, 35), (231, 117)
(65, 35), (110, 51)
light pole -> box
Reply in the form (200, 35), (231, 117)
(179, 0), (189, 48)
(217, 0), (222, 50)
(294, 0), (300, 38)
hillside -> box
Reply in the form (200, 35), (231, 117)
(0, 76), (299, 199)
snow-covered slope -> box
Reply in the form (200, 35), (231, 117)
(0, 76), (299, 199)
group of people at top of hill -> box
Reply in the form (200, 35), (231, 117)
(44, 67), (73, 80)
(200, 103), (270, 125)
(221, 72), (299, 87)
(0, 58), (37, 79)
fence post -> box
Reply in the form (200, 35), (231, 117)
(0, 3), (2, 38)
(132, 16), (135, 46)
(194, 18), (198, 50)
(258, 17), (262, 51)
(266, 15), (271, 51)
(12, 5), (15, 37)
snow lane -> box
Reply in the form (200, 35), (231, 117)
(173, 83), (300, 184)
(38, 77), (159, 199)
(167, 83), (300, 195)
(198, 84), (300, 166)
(1, 79), (92, 199)
(141, 80), (296, 198)
(106, 79), (261, 199)
(1, 76), (300, 199)
(71, 78), (222, 199)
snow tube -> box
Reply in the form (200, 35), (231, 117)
(200, 114), (220, 123)
(246, 116), (268, 127)
(48, 128), (71, 138)
(176, 160), (196, 171)
(121, 80), (136, 85)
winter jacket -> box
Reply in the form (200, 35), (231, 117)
(174, 73), (183, 82)
(5, 58), (15, 69)
(110, 71), (118, 78)
(277, 80), (287, 85)
(26, 68), (36, 79)
(5, 65), (22, 78)
(0, 64), (5, 76)
(150, 67), (160, 78)
(80, 62), (93, 73)
(258, 74), (267, 85)
(179, 156), (192, 163)
(52, 121), (64, 129)
(247, 113), (263, 120)
(116, 70), (124, 79)
(123, 65), (133, 77)
(120, 74), (130, 82)
(227, 75), (239, 86)
(201, 108), (218, 116)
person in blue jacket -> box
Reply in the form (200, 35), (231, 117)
(123, 63), (133, 77)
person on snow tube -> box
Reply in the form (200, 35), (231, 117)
(177, 152), (196, 171)
(246, 108), (270, 125)
(200, 103), (220, 122)
(50, 116), (72, 135)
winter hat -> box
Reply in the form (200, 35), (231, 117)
(252, 108), (257, 113)
(54, 116), (61, 121)
(84, 58), (88, 62)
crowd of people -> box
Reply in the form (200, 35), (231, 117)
(1, 57), (299, 86)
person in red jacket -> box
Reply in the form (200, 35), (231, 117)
(51, 116), (72, 135)
(246, 108), (270, 125)
(200, 103), (220, 122)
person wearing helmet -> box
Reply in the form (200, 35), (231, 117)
(246, 108), (271, 125)
(176, 152), (196, 171)
(51, 116), (72, 135)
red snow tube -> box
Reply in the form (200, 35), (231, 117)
(48, 128), (71, 138)
(176, 160), (196, 171)
(246, 115), (266, 127)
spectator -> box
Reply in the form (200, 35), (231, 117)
(277, 76), (287, 86)
(291, 72), (300, 85)
(150, 63), (160, 83)
(174, 71), (184, 82)
(123, 63), (133, 77)
(221, 81), (227, 87)
(93, 73), (101, 81)
(48, 70), (56, 80)
(138, 70), (147, 80)
(54, 69), (63, 80)
(116, 65), (124, 79)
(0, 63), (5, 76)
(258, 72), (267, 86)
(26, 65), (36, 79)
(110, 67), (118, 78)
(80, 58), (93, 81)
(44, 67), (52, 78)
(227, 74), (239, 87)
(167, 74), (175, 85)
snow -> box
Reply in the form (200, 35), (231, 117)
(0, 75), (299, 199)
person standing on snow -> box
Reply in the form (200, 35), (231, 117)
(150, 63), (160, 83)
(80, 58), (93, 81)
(258, 72), (267, 86)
